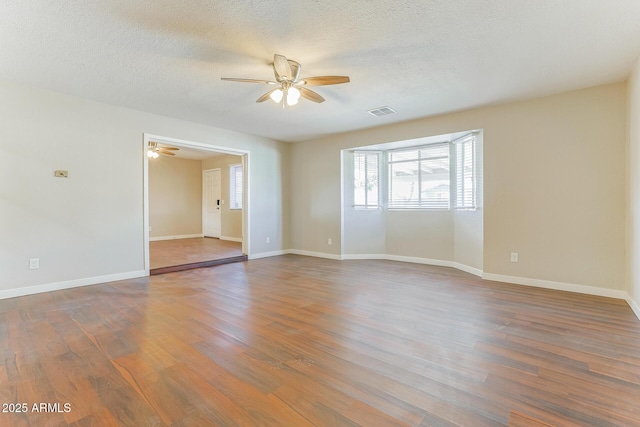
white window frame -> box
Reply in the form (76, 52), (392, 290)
(387, 143), (450, 210)
(229, 163), (243, 210)
(352, 151), (381, 209)
(453, 134), (476, 210)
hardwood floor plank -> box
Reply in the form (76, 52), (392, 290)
(258, 315), (508, 425)
(282, 359), (428, 425)
(273, 382), (371, 427)
(149, 237), (243, 270)
(508, 410), (556, 427)
(161, 363), (259, 426)
(538, 367), (640, 421)
(69, 407), (121, 427)
(1, 255), (640, 426)
(0, 363), (7, 384)
(87, 375), (164, 427)
(588, 359), (640, 385)
(193, 340), (286, 395)
(213, 381), (316, 427)
(110, 355), (190, 425)
(40, 355), (104, 424)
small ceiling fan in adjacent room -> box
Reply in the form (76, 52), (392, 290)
(221, 54), (350, 107)
(147, 141), (179, 158)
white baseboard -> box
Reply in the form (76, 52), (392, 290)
(0, 270), (148, 300)
(288, 249), (343, 260)
(221, 236), (243, 243)
(342, 253), (451, 265)
(248, 250), (289, 260)
(385, 254), (454, 268)
(342, 253), (388, 260)
(627, 295), (640, 321)
(250, 249), (343, 261)
(342, 253), (483, 278)
(452, 262), (484, 277)
(150, 234), (203, 241)
(482, 272), (628, 300)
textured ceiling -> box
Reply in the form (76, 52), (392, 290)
(2, 1), (640, 142)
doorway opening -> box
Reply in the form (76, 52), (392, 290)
(143, 134), (250, 275)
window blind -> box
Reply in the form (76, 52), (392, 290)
(353, 151), (380, 208)
(454, 134), (476, 210)
(230, 164), (243, 210)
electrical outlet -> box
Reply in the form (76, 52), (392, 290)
(29, 258), (39, 270)
(266, 237), (270, 244)
(510, 252), (519, 262)
(328, 238), (332, 245)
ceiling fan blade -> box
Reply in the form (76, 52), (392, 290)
(158, 150), (176, 156)
(221, 78), (276, 85)
(301, 76), (350, 86)
(256, 88), (280, 103)
(299, 87), (325, 103)
(149, 142), (179, 151)
(273, 54), (292, 81)
(288, 60), (302, 82)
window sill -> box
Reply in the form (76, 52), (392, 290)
(353, 205), (381, 210)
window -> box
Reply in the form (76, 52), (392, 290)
(454, 134), (476, 210)
(353, 151), (380, 209)
(388, 143), (450, 209)
(229, 164), (243, 210)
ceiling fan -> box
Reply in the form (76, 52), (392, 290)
(147, 141), (179, 158)
(221, 54), (350, 107)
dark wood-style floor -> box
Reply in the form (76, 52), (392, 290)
(150, 237), (243, 269)
(1, 255), (639, 426)
(149, 237), (245, 275)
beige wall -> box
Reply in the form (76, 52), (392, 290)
(627, 57), (640, 312)
(202, 154), (243, 240)
(0, 80), (289, 295)
(483, 84), (625, 289)
(291, 83), (626, 291)
(149, 156), (202, 238)
(385, 210), (454, 260)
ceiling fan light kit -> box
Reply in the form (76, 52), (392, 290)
(222, 54), (350, 108)
(270, 89), (283, 103)
(148, 141), (179, 158)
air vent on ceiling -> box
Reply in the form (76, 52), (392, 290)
(367, 106), (397, 117)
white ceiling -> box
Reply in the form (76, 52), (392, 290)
(2, 1), (640, 143)
(165, 145), (224, 160)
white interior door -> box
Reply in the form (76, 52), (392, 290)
(203, 169), (221, 238)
